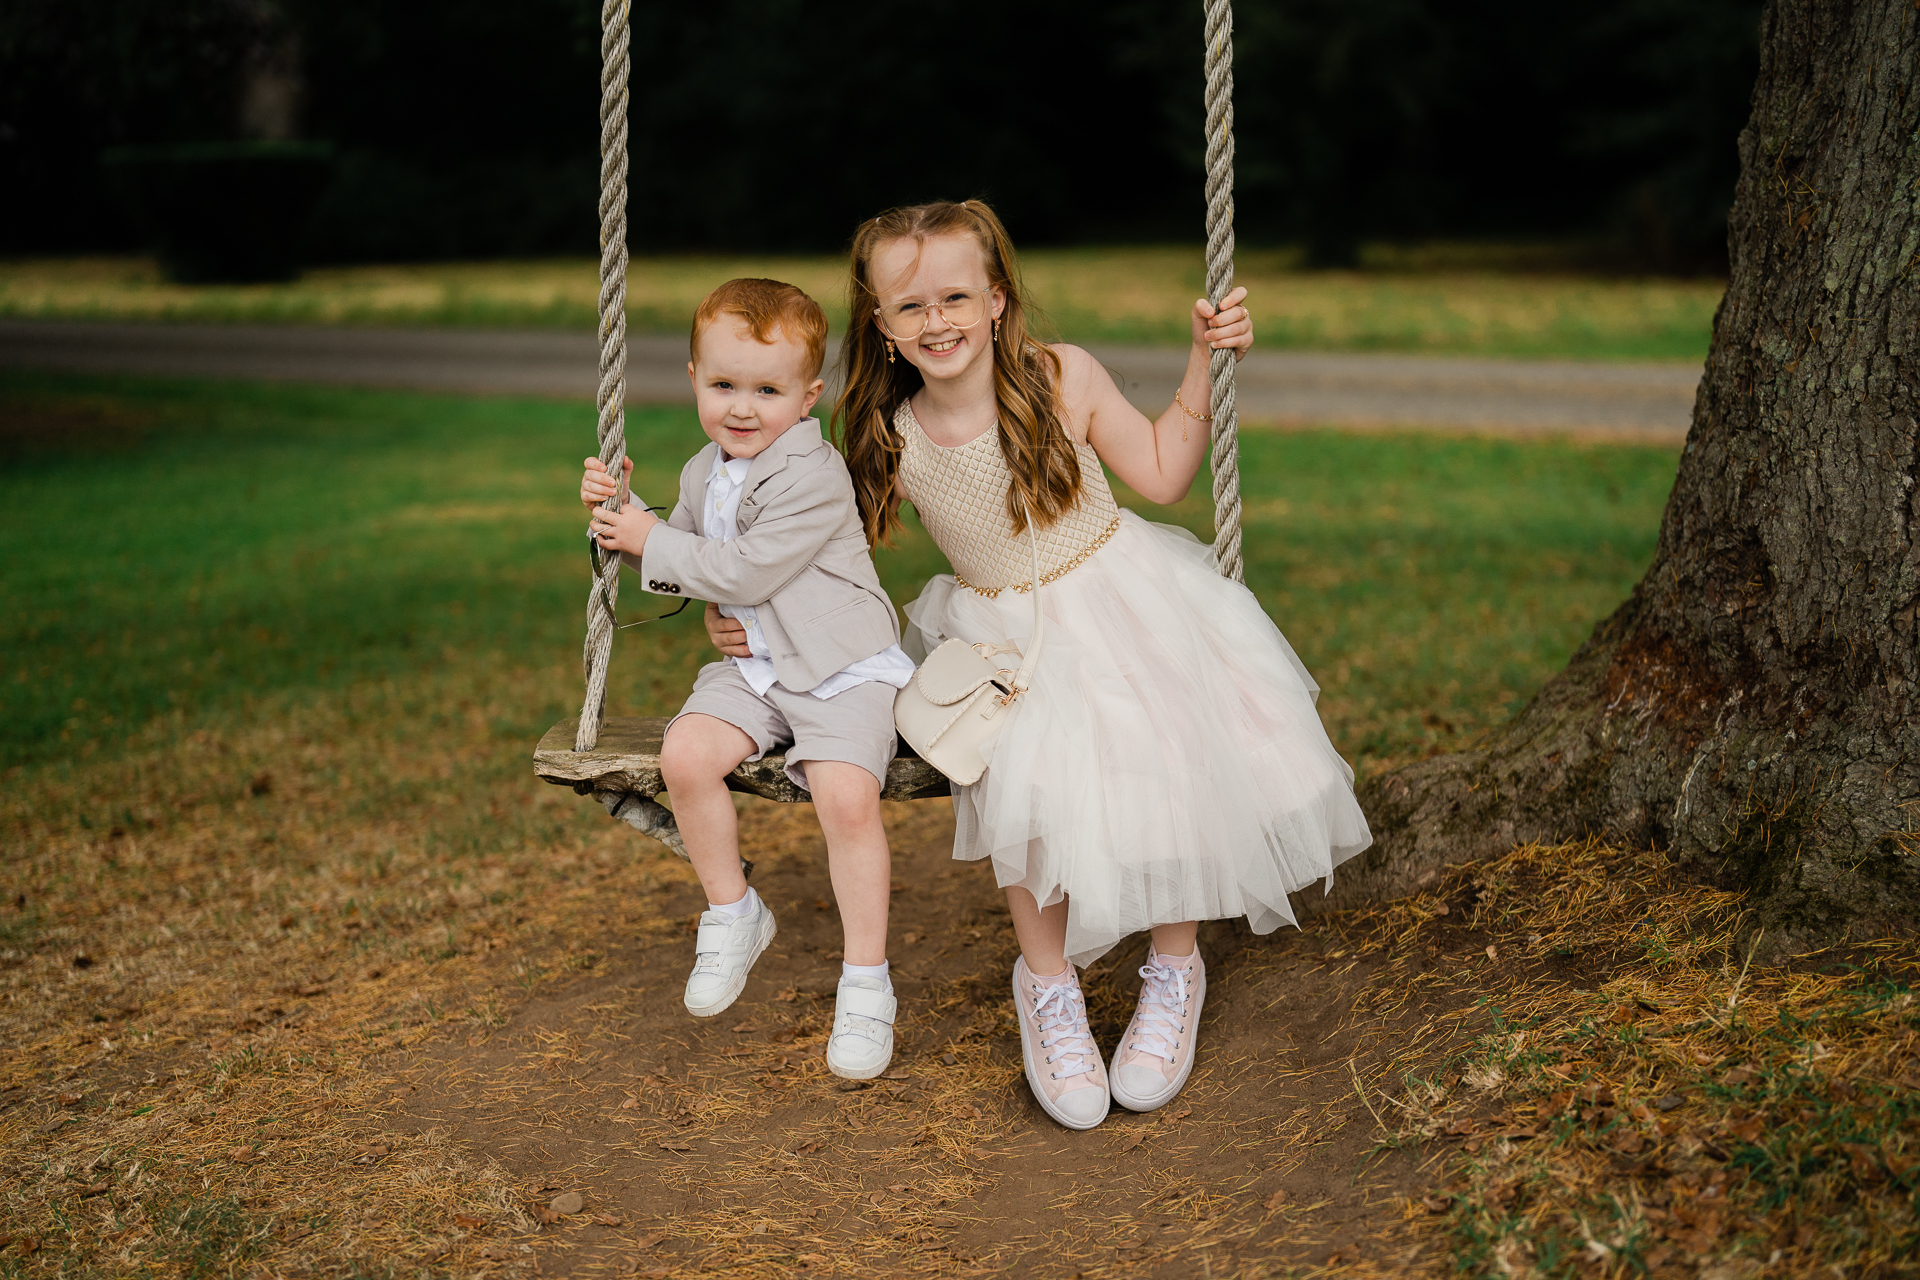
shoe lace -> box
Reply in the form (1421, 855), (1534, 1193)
(1126, 961), (1191, 1062)
(834, 1007), (887, 1045)
(1030, 982), (1098, 1081)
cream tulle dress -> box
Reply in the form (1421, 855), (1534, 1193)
(895, 399), (1373, 966)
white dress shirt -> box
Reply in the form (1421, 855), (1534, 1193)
(703, 446), (915, 700)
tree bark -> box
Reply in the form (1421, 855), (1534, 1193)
(1328, 0), (1920, 956)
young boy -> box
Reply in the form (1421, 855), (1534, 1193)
(579, 278), (911, 1080)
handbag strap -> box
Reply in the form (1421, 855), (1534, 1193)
(1005, 503), (1046, 700)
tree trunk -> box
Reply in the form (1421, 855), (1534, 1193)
(1330, 0), (1920, 956)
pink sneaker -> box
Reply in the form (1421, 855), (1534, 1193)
(1011, 957), (1110, 1131)
(1107, 946), (1206, 1112)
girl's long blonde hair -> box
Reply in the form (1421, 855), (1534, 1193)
(835, 199), (1082, 546)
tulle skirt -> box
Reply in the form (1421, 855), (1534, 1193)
(902, 511), (1373, 966)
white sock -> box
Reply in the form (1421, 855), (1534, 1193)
(1030, 962), (1074, 982)
(709, 888), (756, 919)
(842, 960), (891, 989)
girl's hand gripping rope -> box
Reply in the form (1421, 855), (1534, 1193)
(1192, 285), (1252, 361)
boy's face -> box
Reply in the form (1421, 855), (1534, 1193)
(687, 319), (825, 460)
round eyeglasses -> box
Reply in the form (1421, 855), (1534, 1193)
(873, 288), (990, 341)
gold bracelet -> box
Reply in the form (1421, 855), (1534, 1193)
(1174, 387), (1214, 422)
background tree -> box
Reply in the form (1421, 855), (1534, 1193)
(2, 0), (1757, 267)
(1346, 0), (1919, 952)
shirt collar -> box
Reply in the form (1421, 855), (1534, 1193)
(708, 448), (753, 485)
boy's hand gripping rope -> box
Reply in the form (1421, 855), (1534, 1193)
(1202, 0), (1244, 584)
(577, 0), (631, 752)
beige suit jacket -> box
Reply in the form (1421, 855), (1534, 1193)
(629, 419), (901, 693)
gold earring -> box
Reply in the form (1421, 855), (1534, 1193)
(885, 339), (895, 365)
(993, 317), (1000, 341)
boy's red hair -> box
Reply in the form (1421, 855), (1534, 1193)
(691, 278), (829, 380)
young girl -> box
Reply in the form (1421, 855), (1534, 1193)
(709, 200), (1371, 1130)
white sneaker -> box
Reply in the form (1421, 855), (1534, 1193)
(1012, 957), (1110, 1131)
(682, 895), (777, 1018)
(1107, 946), (1206, 1112)
(825, 975), (897, 1080)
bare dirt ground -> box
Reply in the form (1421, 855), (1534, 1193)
(381, 800), (1471, 1279)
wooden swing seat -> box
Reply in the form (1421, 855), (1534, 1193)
(535, 717), (950, 804)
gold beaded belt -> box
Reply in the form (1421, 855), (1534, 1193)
(954, 514), (1121, 599)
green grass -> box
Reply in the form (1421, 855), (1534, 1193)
(0, 372), (1679, 778)
(0, 250), (1725, 362)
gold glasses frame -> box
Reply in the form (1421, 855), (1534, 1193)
(872, 287), (995, 342)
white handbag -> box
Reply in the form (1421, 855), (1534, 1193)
(894, 525), (1045, 786)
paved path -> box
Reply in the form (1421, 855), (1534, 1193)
(1, 319), (1699, 440)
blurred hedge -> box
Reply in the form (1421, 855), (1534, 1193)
(0, 0), (1756, 270)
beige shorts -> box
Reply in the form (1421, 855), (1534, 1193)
(671, 661), (899, 791)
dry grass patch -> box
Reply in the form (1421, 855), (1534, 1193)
(0, 251), (1722, 361)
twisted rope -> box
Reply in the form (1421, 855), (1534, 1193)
(1202, 0), (1244, 583)
(576, 0), (631, 752)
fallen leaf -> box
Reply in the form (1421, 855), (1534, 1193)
(1608, 1004), (1636, 1025)
(813, 898), (832, 911)
(229, 1146), (263, 1165)
(1115, 1129), (1147, 1152)
(1420, 1194), (1451, 1214)
(347, 1143), (390, 1166)
(793, 1141), (819, 1156)
(592, 1213), (624, 1226)
(56, 1093), (83, 1109)
(1484, 944), (1499, 961)
(634, 1230), (669, 1249)
(940, 1053), (958, 1066)
(536, 1208), (561, 1225)
(1264, 1189), (1289, 1211)
(728, 1020), (757, 1033)
(902, 931), (921, 945)
(1431, 901), (1450, 916)
(1722, 1065), (1757, 1086)
(1159, 1106), (1192, 1124)
(1840, 1143), (1885, 1182)
(452, 1214), (487, 1230)
(880, 1068), (911, 1080)
(657, 1140), (692, 1153)
(1610, 1130), (1646, 1154)
(290, 983), (328, 997)
(620, 1096), (641, 1110)
(549, 1191), (584, 1216)
(1726, 1116), (1764, 1142)
(718, 1045), (757, 1057)
(77, 1179), (111, 1198)
(479, 1243), (515, 1260)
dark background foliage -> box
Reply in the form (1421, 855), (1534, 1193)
(0, 0), (1758, 270)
